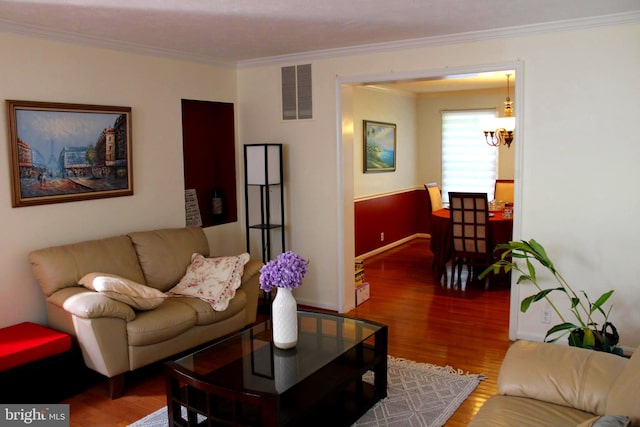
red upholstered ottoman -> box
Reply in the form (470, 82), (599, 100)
(0, 322), (89, 403)
(0, 322), (71, 371)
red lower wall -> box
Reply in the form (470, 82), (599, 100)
(355, 189), (430, 257)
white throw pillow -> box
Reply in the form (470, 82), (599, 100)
(168, 253), (250, 311)
(79, 272), (167, 310)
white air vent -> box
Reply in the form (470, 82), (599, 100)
(281, 64), (312, 120)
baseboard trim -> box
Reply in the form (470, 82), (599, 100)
(357, 233), (430, 261)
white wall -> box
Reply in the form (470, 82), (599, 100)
(237, 63), (342, 310)
(0, 33), (243, 328)
(238, 22), (640, 352)
(353, 86), (418, 198)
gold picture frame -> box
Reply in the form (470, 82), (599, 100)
(7, 100), (133, 207)
(363, 120), (396, 173)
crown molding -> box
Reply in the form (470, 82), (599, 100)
(237, 11), (640, 68)
(0, 18), (237, 68)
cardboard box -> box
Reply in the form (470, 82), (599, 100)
(355, 268), (365, 287)
(356, 282), (370, 305)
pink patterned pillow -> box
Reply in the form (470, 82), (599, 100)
(168, 253), (250, 311)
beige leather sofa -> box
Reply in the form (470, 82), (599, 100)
(28, 227), (262, 398)
(470, 340), (639, 427)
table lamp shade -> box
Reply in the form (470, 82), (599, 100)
(246, 144), (281, 185)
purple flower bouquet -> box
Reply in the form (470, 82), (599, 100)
(259, 251), (309, 293)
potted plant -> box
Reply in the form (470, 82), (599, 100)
(480, 239), (622, 356)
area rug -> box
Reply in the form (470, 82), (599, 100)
(129, 356), (483, 427)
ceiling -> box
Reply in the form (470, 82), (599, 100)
(1, 0), (638, 69)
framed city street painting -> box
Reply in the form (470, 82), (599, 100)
(6, 100), (133, 207)
(363, 120), (396, 173)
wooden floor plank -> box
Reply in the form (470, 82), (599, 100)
(62, 237), (510, 426)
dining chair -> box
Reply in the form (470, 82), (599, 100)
(448, 192), (492, 290)
(494, 179), (514, 203)
(424, 183), (443, 212)
(425, 183), (444, 276)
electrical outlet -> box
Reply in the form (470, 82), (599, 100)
(380, 232), (384, 242)
(542, 307), (552, 324)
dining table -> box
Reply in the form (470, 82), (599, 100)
(430, 207), (514, 283)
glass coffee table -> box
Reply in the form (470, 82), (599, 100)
(164, 310), (388, 426)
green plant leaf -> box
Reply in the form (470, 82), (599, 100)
(528, 239), (554, 268)
(520, 288), (562, 312)
(592, 290), (614, 312)
(478, 265), (492, 279)
(520, 295), (535, 312)
(546, 322), (577, 335)
(493, 242), (515, 251)
(510, 252), (529, 259)
(499, 241), (528, 252)
(516, 275), (532, 285)
(526, 259), (536, 281)
(583, 328), (596, 347)
(571, 297), (580, 309)
(479, 260), (513, 279)
(491, 267), (499, 277)
(533, 288), (562, 302)
(545, 322), (576, 342)
(528, 239), (546, 255)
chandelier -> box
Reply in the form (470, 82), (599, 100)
(483, 73), (515, 148)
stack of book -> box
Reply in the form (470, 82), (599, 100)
(355, 260), (369, 305)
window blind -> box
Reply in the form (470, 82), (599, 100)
(441, 110), (498, 203)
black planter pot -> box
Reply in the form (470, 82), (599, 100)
(568, 322), (621, 355)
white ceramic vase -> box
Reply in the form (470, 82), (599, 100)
(272, 287), (298, 349)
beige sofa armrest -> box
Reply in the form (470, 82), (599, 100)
(606, 346), (640, 427)
(498, 340), (628, 415)
(48, 287), (136, 321)
(29, 235), (146, 297)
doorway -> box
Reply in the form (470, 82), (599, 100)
(336, 62), (523, 341)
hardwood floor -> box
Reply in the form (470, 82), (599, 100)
(350, 238), (511, 426)
(62, 237), (511, 426)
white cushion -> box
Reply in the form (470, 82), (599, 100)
(168, 253), (250, 311)
(577, 416), (631, 427)
(79, 272), (167, 310)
